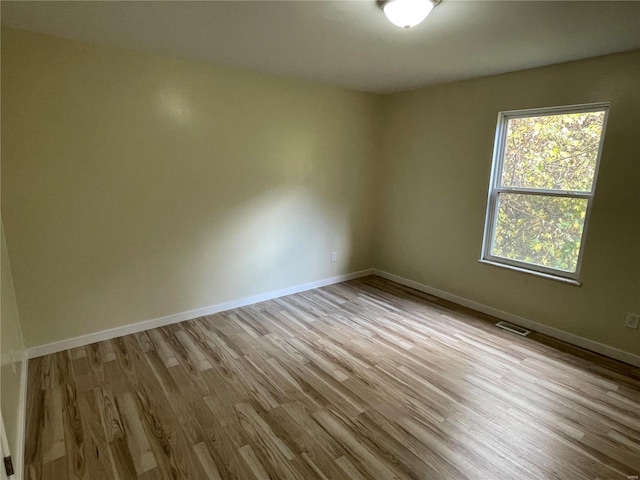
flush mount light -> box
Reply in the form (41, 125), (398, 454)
(382, 0), (439, 28)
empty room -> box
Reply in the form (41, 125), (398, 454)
(1, 1), (639, 479)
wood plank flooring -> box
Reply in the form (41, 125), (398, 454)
(24, 276), (640, 479)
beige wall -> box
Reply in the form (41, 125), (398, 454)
(375, 51), (640, 355)
(1, 222), (25, 464)
(1, 28), (378, 347)
(2, 27), (638, 360)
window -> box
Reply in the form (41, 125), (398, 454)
(481, 103), (609, 284)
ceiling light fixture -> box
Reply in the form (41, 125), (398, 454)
(382, 0), (439, 29)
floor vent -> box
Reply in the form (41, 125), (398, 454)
(495, 321), (531, 336)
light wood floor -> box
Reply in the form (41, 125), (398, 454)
(25, 276), (640, 479)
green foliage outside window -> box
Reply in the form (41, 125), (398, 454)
(491, 111), (605, 273)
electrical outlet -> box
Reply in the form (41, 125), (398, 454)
(331, 251), (337, 262)
(624, 312), (640, 330)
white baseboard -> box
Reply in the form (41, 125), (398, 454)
(26, 269), (375, 359)
(24, 266), (640, 368)
(373, 269), (640, 368)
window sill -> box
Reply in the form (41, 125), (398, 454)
(478, 259), (582, 286)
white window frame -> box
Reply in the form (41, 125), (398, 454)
(481, 102), (609, 285)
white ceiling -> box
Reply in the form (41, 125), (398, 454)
(2, 1), (639, 93)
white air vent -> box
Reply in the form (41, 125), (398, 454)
(495, 321), (531, 336)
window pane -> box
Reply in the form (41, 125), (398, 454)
(491, 193), (588, 272)
(500, 111), (605, 191)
